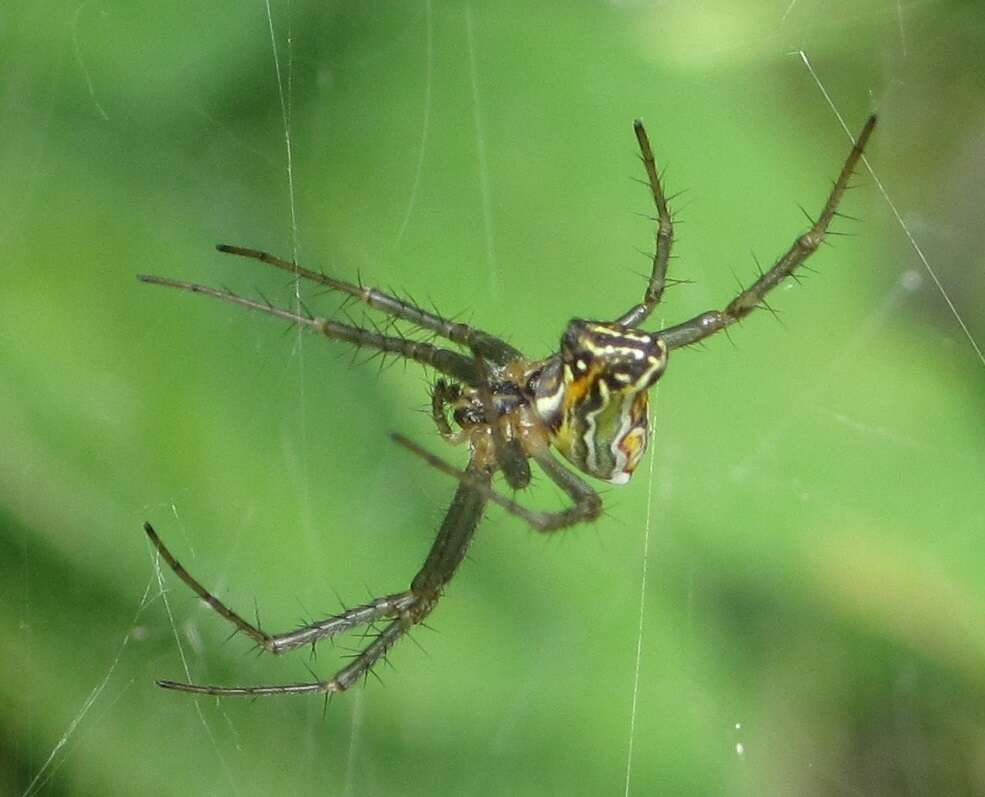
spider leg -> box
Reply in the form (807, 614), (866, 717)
(215, 244), (522, 365)
(410, 462), (492, 592)
(616, 119), (675, 328)
(391, 434), (601, 532)
(147, 463), (492, 696)
(528, 447), (604, 530)
(146, 523), (416, 654)
(156, 611), (422, 697)
(137, 276), (482, 385)
(657, 114), (877, 351)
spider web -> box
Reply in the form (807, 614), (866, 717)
(8, 1), (985, 795)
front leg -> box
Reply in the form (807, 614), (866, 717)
(658, 115), (877, 351)
(616, 119), (675, 328)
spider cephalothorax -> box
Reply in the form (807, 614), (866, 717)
(140, 114), (876, 697)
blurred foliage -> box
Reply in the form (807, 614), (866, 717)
(2, 1), (985, 795)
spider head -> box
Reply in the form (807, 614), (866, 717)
(534, 319), (668, 484)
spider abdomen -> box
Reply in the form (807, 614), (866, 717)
(553, 387), (651, 484)
(533, 320), (667, 484)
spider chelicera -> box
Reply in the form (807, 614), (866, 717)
(142, 114), (876, 697)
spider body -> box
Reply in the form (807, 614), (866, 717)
(432, 317), (667, 492)
(141, 114), (876, 697)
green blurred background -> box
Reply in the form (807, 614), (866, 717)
(3, 1), (985, 794)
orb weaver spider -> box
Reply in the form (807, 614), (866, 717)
(142, 114), (876, 697)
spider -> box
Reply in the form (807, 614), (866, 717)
(142, 114), (876, 697)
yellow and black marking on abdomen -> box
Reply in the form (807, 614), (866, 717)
(534, 320), (667, 484)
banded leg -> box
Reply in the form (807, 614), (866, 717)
(617, 119), (675, 328)
(146, 462), (491, 696)
(155, 607), (432, 697)
(391, 434), (601, 532)
(146, 522), (416, 656)
(657, 114), (877, 351)
(137, 275), (482, 385)
(148, 523), (426, 696)
(215, 244), (522, 365)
